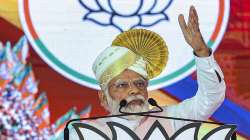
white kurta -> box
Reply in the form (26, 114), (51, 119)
(69, 53), (226, 139)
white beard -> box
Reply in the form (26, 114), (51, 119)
(105, 92), (149, 120)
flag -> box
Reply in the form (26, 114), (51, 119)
(52, 107), (76, 138)
(0, 63), (12, 89)
(32, 92), (46, 109)
(10, 62), (25, 82)
(37, 107), (50, 130)
(5, 42), (15, 67)
(12, 64), (32, 88)
(33, 93), (48, 117)
(22, 92), (35, 109)
(12, 36), (29, 64)
(20, 71), (38, 99)
(32, 93), (50, 130)
(79, 105), (92, 118)
(53, 107), (76, 131)
(0, 42), (15, 89)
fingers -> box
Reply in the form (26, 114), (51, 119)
(179, 14), (192, 43)
(188, 6), (193, 27)
(191, 6), (199, 23)
(178, 5), (204, 48)
(190, 6), (199, 31)
(178, 14), (188, 34)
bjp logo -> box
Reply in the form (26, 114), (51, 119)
(78, 0), (173, 32)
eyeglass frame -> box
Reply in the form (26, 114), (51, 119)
(108, 77), (148, 92)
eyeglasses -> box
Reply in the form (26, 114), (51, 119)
(110, 78), (148, 91)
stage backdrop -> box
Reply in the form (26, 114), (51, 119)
(0, 0), (249, 139)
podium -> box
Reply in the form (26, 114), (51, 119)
(69, 115), (237, 140)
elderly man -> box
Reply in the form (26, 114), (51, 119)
(71, 6), (225, 139)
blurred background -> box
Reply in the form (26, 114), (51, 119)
(0, 0), (249, 139)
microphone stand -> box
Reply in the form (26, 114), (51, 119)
(118, 99), (163, 115)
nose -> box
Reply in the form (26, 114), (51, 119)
(128, 83), (140, 96)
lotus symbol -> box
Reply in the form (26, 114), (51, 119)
(78, 0), (173, 32)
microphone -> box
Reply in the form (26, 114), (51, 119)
(148, 98), (157, 106)
(119, 98), (163, 115)
(119, 99), (127, 108)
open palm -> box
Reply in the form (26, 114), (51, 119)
(178, 6), (209, 56)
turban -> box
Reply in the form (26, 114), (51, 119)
(92, 29), (168, 89)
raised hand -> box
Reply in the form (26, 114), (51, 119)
(178, 6), (210, 57)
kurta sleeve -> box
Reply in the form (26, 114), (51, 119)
(166, 52), (226, 131)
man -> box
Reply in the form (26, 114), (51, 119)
(71, 6), (225, 139)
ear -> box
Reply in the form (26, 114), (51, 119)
(98, 90), (109, 110)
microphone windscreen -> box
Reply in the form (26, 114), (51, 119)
(148, 98), (157, 106)
(120, 100), (127, 107)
